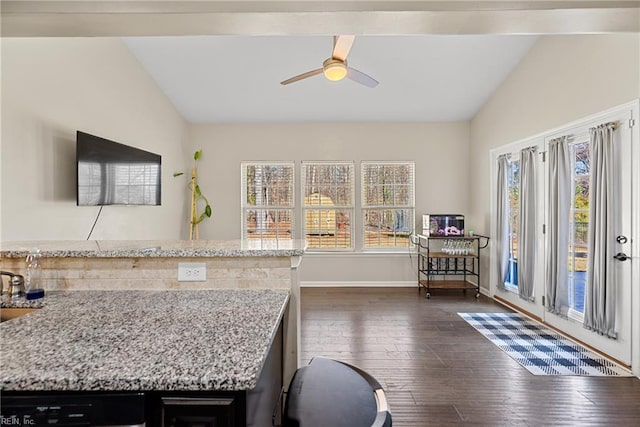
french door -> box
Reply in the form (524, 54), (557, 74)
(492, 139), (546, 320)
(491, 101), (638, 368)
(543, 105), (635, 366)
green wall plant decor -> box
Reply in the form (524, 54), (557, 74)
(174, 150), (212, 240)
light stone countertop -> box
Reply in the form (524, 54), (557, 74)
(0, 289), (289, 391)
(0, 239), (305, 259)
(1, 294), (46, 309)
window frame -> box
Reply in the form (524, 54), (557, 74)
(567, 134), (591, 321)
(505, 154), (520, 292)
(301, 161), (355, 252)
(240, 161), (295, 244)
(360, 161), (415, 251)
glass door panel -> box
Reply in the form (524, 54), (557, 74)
(568, 144), (590, 317)
(506, 159), (520, 289)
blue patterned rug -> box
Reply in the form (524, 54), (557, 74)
(458, 312), (632, 376)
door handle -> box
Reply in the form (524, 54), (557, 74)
(613, 252), (630, 262)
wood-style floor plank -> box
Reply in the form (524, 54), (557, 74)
(300, 287), (640, 426)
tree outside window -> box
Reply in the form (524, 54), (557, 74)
(303, 162), (354, 250)
(242, 162), (294, 243)
(361, 162), (415, 249)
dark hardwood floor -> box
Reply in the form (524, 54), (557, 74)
(300, 287), (640, 426)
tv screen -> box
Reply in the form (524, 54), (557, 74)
(76, 131), (161, 206)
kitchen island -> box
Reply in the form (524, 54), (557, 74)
(1, 239), (304, 425)
(0, 239), (304, 380)
(1, 289), (288, 425)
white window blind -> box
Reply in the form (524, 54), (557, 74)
(361, 161), (415, 249)
(302, 161), (354, 250)
(241, 162), (295, 243)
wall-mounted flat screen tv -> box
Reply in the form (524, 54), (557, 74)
(76, 131), (161, 206)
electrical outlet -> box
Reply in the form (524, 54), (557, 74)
(178, 262), (207, 282)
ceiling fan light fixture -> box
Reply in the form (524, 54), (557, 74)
(280, 38), (377, 87)
(323, 59), (347, 81)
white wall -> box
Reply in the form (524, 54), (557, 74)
(1, 38), (190, 241)
(469, 34), (640, 235)
(190, 122), (471, 284)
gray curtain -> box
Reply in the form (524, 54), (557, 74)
(518, 146), (537, 302)
(584, 123), (618, 339)
(546, 137), (570, 317)
(495, 155), (510, 290)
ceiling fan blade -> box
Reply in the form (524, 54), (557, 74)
(332, 35), (355, 61)
(280, 68), (323, 85)
(347, 67), (379, 88)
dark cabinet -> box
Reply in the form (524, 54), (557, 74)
(159, 396), (238, 427)
(149, 320), (283, 427)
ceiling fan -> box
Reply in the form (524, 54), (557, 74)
(280, 35), (379, 88)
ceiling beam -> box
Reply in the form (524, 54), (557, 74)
(2, 1), (639, 36)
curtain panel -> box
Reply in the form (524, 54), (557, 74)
(545, 137), (571, 317)
(495, 155), (510, 291)
(584, 123), (618, 339)
(517, 146), (537, 302)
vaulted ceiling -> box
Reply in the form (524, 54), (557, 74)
(123, 34), (538, 122)
(3, 1), (637, 123)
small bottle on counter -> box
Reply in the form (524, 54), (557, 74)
(25, 249), (45, 300)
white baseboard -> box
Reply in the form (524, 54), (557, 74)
(301, 281), (417, 288)
(301, 281), (492, 296)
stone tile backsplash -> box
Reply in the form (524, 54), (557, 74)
(0, 257), (292, 291)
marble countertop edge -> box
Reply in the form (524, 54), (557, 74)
(0, 240), (306, 259)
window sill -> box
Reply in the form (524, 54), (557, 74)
(305, 251), (413, 257)
(504, 283), (518, 293)
(567, 308), (585, 323)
